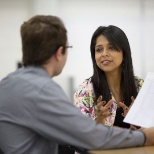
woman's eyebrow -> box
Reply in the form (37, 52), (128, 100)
(95, 44), (103, 47)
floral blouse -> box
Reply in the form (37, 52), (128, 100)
(74, 76), (144, 127)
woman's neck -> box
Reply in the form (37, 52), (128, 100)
(105, 71), (121, 90)
(105, 70), (122, 104)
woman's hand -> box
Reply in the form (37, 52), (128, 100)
(119, 96), (135, 117)
(95, 96), (114, 124)
(119, 96), (142, 130)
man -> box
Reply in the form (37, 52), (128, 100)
(0, 15), (153, 154)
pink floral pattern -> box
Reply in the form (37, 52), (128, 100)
(74, 77), (144, 127)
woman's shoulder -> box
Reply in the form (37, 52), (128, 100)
(74, 78), (95, 107)
(74, 77), (95, 98)
(77, 77), (93, 90)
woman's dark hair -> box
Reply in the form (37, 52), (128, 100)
(90, 25), (137, 107)
(21, 15), (67, 66)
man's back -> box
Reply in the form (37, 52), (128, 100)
(0, 67), (59, 154)
(0, 67), (146, 154)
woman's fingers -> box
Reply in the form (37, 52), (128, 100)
(119, 102), (128, 110)
(119, 102), (129, 117)
(96, 97), (114, 120)
(99, 99), (114, 117)
(119, 96), (135, 117)
(97, 95), (102, 104)
(104, 99), (114, 108)
(95, 98), (115, 124)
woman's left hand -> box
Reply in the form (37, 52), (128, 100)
(119, 96), (141, 130)
(119, 96), (135, 117)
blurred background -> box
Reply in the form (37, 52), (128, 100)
(0, 0), (154, 101)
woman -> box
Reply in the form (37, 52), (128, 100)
(74, 25), (143, 129)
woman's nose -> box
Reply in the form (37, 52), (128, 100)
(102, 49), (109, 57)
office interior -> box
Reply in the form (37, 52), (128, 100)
(0, 0), (154, 101)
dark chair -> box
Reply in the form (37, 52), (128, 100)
(58, 145), (90, 154)
(0, 148), (4, 154)
(69, 146), (90, 154)
(58, 145), (75, 154)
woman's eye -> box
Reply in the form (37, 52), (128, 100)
(95, 48), (103, 52)
(109, 46), (114, 50)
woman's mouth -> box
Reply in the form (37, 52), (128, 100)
(102, 60), (112, 65)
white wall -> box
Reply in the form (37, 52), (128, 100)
(0, 0), (154, 99)
(58, 0), (154, 86)
(0, 0), (31, 79)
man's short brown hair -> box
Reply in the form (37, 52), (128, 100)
(21, 15), (67, 66)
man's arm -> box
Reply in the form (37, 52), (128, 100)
(27, 81), (150, 150)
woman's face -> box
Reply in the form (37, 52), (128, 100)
(95, 35), (123, 74)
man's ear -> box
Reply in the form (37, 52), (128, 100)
(55, 46), (64, 61)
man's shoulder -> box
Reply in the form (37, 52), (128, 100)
(0, 67), (57, 91)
